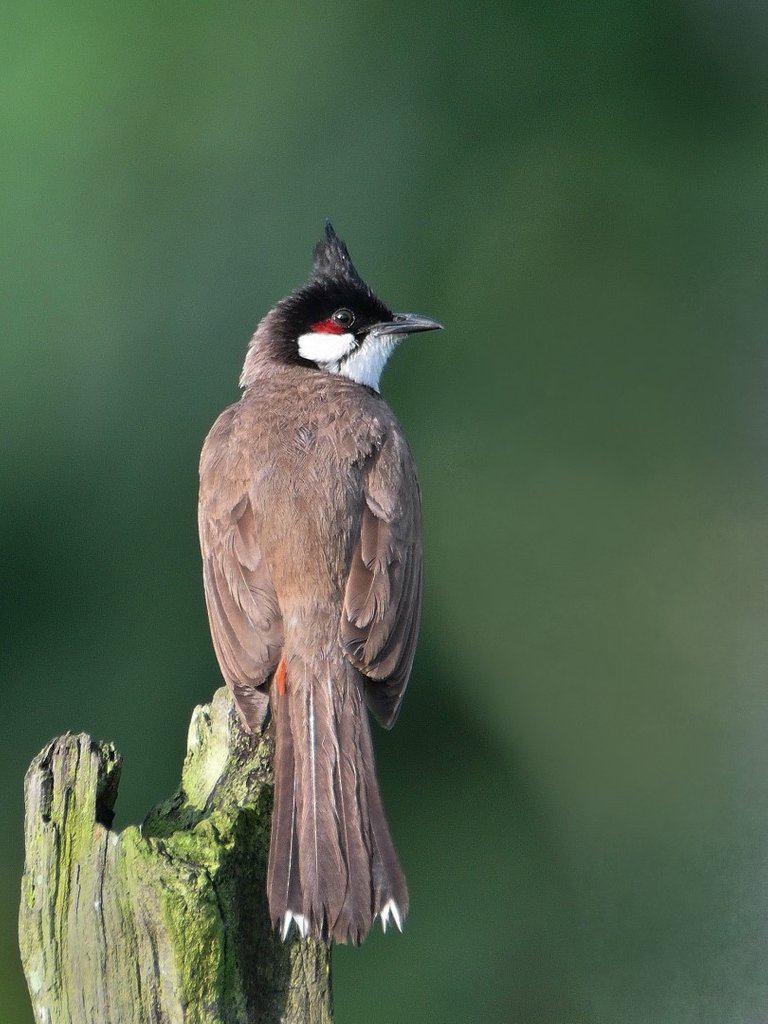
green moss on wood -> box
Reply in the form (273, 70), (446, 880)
(18, 688), (334, 1024)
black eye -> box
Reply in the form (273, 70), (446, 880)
(332, 308), (355, 329)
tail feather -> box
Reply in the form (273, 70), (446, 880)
(358, 709), (409, 923)
(333, 686), (376, 942)
(266, 689), (301, 929)
(293, 667), (346, 934)
(266, 656), (407, 943)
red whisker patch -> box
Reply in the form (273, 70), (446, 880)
(311, 318), (346, 335)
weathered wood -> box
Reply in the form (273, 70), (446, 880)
(19, 687), (334, 1024)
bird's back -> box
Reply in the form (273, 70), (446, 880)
(200, 367), (404, 614)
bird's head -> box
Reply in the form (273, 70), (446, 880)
(241, 221), (442, 391)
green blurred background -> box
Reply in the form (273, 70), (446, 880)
(3, 2), (768, 1021)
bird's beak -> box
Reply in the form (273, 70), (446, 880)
(373, 312), (443, 337)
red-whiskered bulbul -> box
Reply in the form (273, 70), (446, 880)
(198, 222), (441, 944)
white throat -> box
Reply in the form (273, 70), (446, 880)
(296, 330), (399, 391)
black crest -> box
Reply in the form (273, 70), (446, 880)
(312, 220), (364, 284)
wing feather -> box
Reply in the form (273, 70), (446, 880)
(340, 432), (422, 729)
(199, 485), (282, 731)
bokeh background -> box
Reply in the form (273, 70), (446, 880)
(3, 2), (768, 1021)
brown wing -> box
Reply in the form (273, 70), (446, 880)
(340, 431), (422, 729)
(199, 428), (283, 731)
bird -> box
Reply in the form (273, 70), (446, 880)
(198, 221), (442, 944)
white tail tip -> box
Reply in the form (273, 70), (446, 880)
(280, 910), (310, 941)
(379, 899), (403, 934)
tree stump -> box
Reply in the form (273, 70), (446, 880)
(18, 687), (334, 1024)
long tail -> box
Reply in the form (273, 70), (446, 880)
(267, 655), (408, 944)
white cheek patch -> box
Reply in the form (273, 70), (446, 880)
(297, 331), (356, 365)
